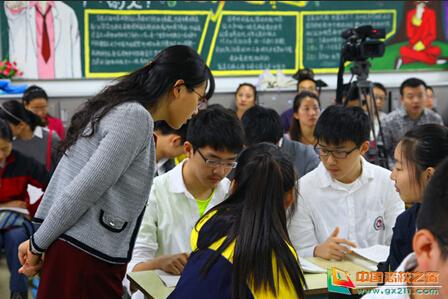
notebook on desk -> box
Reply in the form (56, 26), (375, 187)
(347, 245), (390, 271)
(155, 270), (180, 288)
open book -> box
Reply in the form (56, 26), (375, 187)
(299, 258), (326, 273)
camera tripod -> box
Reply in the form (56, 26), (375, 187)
(344, 60), (389, 169)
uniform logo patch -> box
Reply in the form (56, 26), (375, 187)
(374, 216), (385, 231)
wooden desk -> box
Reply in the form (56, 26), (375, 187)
(128, 271), (174, 299)
(127, 257), (373, 299)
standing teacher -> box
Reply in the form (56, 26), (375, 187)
(18, 45), (214, 299)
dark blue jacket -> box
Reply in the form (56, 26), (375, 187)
(378, 203), (420, 272)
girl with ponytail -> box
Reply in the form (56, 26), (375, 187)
(380, 124), (448, 272)
(18, 45), (215, 299)
(169, 143), (306, 299)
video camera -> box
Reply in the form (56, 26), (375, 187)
(341, 25), (386, 61)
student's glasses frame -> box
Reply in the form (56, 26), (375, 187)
(315, 146), (358, 159)
(196, 148), (238, 169)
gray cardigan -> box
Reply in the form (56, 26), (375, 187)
(280, 138), (320, 178)
(32, 102), (155, 264)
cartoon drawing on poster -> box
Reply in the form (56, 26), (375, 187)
(4, 1), (82, 79)
(397, 0), (446, 69)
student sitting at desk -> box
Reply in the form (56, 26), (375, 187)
(289, 105), (404, 260)
(380, 124), (448, 272)
(169, 143), (306, 299)
(241, 105), (319, 178)
(153, 120), (188, 176)
(0, 119), (49, 299)
(126, 107), (244, 298)
(363, 156), (448, 299)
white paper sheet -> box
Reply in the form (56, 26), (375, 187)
(299, 258), (326, 273)
(0, 207), (29, 215)
(27, 185), (44, 204)
(351, 245), (390, 264)
(155, 270), (180, 288)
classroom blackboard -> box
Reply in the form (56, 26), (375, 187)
(2, 1), (448, 79)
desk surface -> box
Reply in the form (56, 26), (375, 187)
(127, 257), (373, 299)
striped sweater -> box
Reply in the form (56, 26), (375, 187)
(31, 102), (156, 264)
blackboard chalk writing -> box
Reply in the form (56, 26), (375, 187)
(208, 11), (298, 76)
(84, 9), (210, 78)
(300, 10), (397, 73)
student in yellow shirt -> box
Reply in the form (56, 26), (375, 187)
(170, 143), (306, 299)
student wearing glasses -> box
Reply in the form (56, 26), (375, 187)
(126, 107), (244, 299)
(289, 105), (404, 260)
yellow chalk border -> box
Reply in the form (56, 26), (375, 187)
(84, 9), (211, 78)
(299, 10), (397, 74)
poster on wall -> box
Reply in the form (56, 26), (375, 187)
(1, 1), (448, 79)
(3, 1), (81, 79)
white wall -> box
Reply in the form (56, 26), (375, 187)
(1, 70), (448, 125)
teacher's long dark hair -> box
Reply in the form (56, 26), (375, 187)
(196, 143), (306, 298)
(59, 45), (215, 153)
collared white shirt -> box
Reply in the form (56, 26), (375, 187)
(362, 253), (416, 299)
(125, 160), (230, 297)
(288, 158), (404, 257)
(156, 158), (169, 176)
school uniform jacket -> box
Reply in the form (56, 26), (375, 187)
(379, 203), (420, 272)
(169, 212), (301, 299)
(0, 150), (49, 217)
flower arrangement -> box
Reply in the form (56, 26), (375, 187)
(0, 58), (23, 79)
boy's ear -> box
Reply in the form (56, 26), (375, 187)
(425, 167), (435, 180)
(413, 229), (440, 271)
(230, 179), (238, 193)
(184, 141), (193, 158)
(169, 135), (182, 147)
(359, 140), (370, 155)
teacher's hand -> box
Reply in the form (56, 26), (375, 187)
(17, 240), (43, 277)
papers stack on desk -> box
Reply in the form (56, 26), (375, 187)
(347, 245), (390, 271)
(155, 270), (180, 288)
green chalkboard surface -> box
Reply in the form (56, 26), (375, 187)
(1, 1), (448, 79)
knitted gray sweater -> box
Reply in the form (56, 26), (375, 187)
(31, 102), (155, 264)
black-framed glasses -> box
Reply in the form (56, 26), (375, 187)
(190, 89), (208, 110)
(315, 146), (359, 159)
(196, 148), (237, 169)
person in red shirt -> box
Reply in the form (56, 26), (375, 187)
(0, 119), (49, 299)
(399, 1), (441, 66)
(22, 85), (65, 140)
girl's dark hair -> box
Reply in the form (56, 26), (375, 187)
(399, 124), (448, 192)
(196, 143), (306, 298)
(289, 91), (320, 142)
(235, 83), (258, 103)
(0, 100), (44, 130)
(418, 156), (448, 258)
(59, 45), (215, 153)
(0, 118), (13, 142)
(22, 85), (49, 104)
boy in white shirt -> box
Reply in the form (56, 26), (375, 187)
(363, 157), (448, 299)
(289, 105), (404, 260)
(126, 106), (244, 298)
